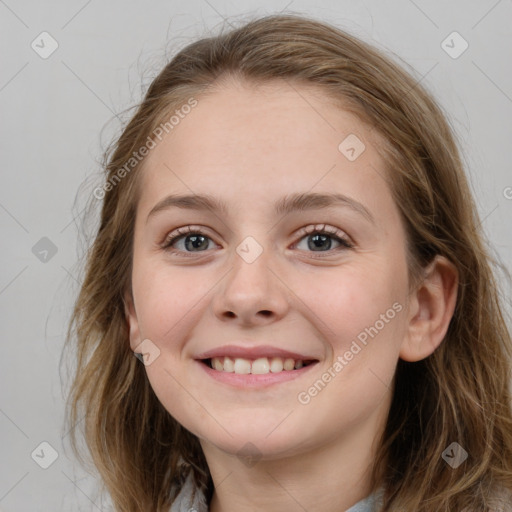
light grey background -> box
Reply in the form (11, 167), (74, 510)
(1, 0), (511, 510)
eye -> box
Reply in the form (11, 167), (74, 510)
(293, 224), (353, 253)
(161, 226), (216, 255)
(160, 223), (354, 257)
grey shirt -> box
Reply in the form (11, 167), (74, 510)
(170, 471), (384, 512)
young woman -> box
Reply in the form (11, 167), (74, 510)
(63, 13), (512, 512)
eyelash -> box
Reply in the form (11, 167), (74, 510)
(160, 224), (354, 257)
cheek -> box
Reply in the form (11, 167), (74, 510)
(297, 268), (405, 416)
(307, 262), (406, 345)
(132, 262), (206, 341)
(301, 266), (408, 407)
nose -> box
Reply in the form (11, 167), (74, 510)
(211, 247), (289, 327)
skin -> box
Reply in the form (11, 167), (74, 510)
(124, 78), (458, 512)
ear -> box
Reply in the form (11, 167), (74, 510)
(124, 289), (142, 352)
(400, 255), (458, 362)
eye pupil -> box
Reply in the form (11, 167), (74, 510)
(308, 234), (332, 251)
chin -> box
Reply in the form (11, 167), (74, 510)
(194, 417), (319, 462)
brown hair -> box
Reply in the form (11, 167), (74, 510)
(62, 13), (512, 511)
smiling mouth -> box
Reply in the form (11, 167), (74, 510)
(202, 356), (318, 374)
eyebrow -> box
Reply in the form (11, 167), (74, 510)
(146, 192), (375, 225)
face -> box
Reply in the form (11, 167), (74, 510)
(125, 79), (412, 460)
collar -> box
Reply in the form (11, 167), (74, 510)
(170, 471), (384, 512)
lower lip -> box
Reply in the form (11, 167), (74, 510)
(196, 360), (319, 388)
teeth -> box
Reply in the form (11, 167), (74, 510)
(223, 356), (234, 372)
(283, 358), (295, 371)
(251, 358), (270, 374)
(269, 357), (283, 373)
(233, 358), (251, 374)
(210, 356), (308, 374)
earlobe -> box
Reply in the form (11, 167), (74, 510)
(124, 289), (141, 351)
(399, 255), (458, 362)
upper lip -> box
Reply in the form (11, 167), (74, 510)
(195, 344), (319, 361)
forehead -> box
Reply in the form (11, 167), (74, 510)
(137, 79), (393, 218)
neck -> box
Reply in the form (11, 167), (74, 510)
(201, 400), (388, 512)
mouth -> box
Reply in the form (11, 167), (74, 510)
(201, 356), (318, 374)
(196, 355), (320, 388)
(194, 344), (320, 387)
